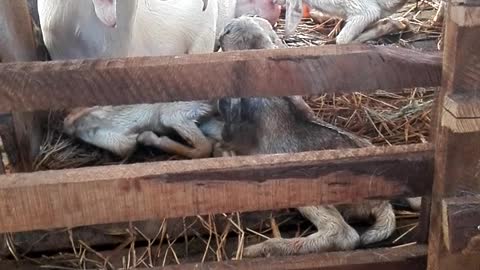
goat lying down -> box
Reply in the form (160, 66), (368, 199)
(216, 16), (397, 257)
(51, 0), (280, 158)
(63, 102), (224, 159)
(277, 0), (410, 44)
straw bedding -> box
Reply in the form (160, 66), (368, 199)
(0, 1), (442, 268)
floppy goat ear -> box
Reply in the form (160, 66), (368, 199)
(201, 0), (208, 11)
(92, 0), (117, 28)
(285, 96), (317, 121)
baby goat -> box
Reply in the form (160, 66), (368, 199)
(217, 16), (396, 257)
(63, 101), (217, 159)
(276, 0), (410, 44)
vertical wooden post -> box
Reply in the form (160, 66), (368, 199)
(0, 149), (4, 175)
(0, 0), (46, 172)
(427, 0), (480, 269)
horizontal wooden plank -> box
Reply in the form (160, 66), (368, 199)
(151, 245), (427, 270)
(0, 245), (428, 270)
(0, 45), (442, 112)
(442, 196), (480, 254)
(0, 261), (41, 270)
(0, 144), (433, 233)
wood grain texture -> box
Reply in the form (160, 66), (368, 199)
(0, 149), (4, 174)
(149, 245), (427, 270)
(0, 245), (427, 270)
(0, 45), (441, 112)
(442, 196), (480, 254)
(417, 196), (432, 244)
(0, 0), (38, 62)
(0, 0), (46, 172)
(0, 144), (433, 233)
(427, 1), (480, 269)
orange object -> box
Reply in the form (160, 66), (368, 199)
(303, 5), (310, 18)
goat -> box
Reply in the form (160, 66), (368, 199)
(37, 0), (280, 158)
(276, 0), (410, 44)
(63, 102), (221, 159)
(37, 0), (281, 59)
(216, 16), (397, 257)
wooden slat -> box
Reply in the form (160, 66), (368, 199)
(0, 45), (441, 112)
(0, 113), (18, 171)
(427, 0), (480, 269)
(0, 0), (47, 172)
(417, 196), (432, 244)
(442, 196), (480, 254)
(0, 245), (428, 270)
(150, 245), (427, 270)
(0, 144), (433, 233)
(0, 148), (4, 175)
(0, 261), (41, 270)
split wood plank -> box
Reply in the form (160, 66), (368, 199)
(0, 45), (441, 112)
(427, 0), (480, 269)
(0, 144), (433, 233)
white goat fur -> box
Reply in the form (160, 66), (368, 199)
(37, 0), (280, 158)
(277, 0), (408, 44)
(38, 0), (281, 59)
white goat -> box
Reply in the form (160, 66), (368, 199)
(276, 0), (409, 44)
(37, 0), (280, 158)
(37, 0), (281, 59)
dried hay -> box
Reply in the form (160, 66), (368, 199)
(0, 0), (442, 269)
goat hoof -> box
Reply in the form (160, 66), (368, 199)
(243, 238), (291, 258)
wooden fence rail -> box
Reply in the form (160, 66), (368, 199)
(0, 143), (433, 233)
(0, 45), (441, 112)
(154, 245), (428, 270)
(0, 245), (427, 270)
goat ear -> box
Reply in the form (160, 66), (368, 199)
(285, 96), (316, 121)
(201, 0), (208, 11)
(92, 0), (117, 28)
(284, 0), (303, 36)
(217, 98), (242, 122)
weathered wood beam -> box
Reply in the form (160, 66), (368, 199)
(0, 113), (17, 172)
(427, 0), (480, 269)
(0, 144), (433, 233)
(0, 0), (46, 172)
(0, 45), (441, 112)
(0, 148), (4, 175)
(150, 245), (427, 270)
(0, 245), (428, 270)
(442, 196), (480, 254)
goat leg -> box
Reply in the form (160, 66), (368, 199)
(352, 17), (409, 44)
(137, 121), (213, 159)
(338, 201), (396, 246)
(243, 205), (360, 257)
(335, 14), (380, 44)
